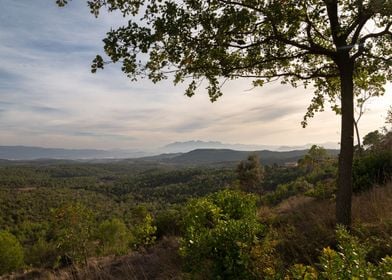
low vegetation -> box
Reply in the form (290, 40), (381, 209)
(0, 129), (391, 279)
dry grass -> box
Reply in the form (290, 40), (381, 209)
(274, 195), (315, 215)
(270, 182), (392, 267)
(351, 184), (392, 261)
(3, 237), (182, 280)
(271, 196), (335, 266)
(352, 183), (392, 224)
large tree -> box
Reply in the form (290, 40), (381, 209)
(58, 0), (391, 226)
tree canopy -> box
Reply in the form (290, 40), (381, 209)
(58, 0), (392, 226)
(71, 0), (391, 100)
(237, 154), (264, 193)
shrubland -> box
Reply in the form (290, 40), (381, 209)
(0, 129), (391, 278)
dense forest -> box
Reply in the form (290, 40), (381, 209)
(0, 127), (391, 279)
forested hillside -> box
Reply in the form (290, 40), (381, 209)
(0, 131), (391, 278)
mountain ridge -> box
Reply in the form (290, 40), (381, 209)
(0, 145), (339, 165)
(138, 148), (339, 166)
(0, 145), (146, 160)
(162, 140), (339, 153)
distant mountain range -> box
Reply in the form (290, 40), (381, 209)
(0, 146), (146, 160)
(139, 148), (339, 166)
(0, 142), (340, 165)
(161, 140), (339, 153)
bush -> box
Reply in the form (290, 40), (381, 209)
(263, 177), (313, 205)
(286, 226), (392, 279)
(25, 238), (58, 268)
(353, 150), (392, 192)
(180, 190), (265, 279)
(96, 218), (130, 255)
(305, 179), (336, 200)
(0, 230), (24, 275)
(155, 207), (182, 238)
(130, 213), (157, 248)
(50, 203), (95, 266)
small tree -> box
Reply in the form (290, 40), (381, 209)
(237, 154), (264, 193)
(51, 203), (95, 265)
(0, 230), (24, 275)
(298, 145), (329, 173)
(96, 218), (130, 255)
(130, 213), (157, 248)
(363, 130), (383, 150)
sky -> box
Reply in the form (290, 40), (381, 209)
(0, 0), (390, 150)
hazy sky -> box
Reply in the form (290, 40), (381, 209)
(0, 0), (391, 150)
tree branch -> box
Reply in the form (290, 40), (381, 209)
(303, 5), (335, 56)
(351, 22), (392, 61)
(230, 69), (338, 80)
(216, 0), (263, 13)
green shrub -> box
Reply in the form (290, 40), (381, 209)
(180, 190), (265, 279)
(25, 238), (58, 268)
(0, 230), (24, 275)
(286, 226), (392, 279)
(353, 150), (392, 192)
(96, 218), (130, 255)
(305, 179), (336, 200)
(264, 177), (313, 205)
(237, 154), (264, 193)
(50, 203), (95, 266)
(130, 213), (157, 248)
(155, 207), (182, 238)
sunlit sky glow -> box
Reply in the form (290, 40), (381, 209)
(0, 0), (390, 150)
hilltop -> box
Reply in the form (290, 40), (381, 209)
(0, 145), (339, 167)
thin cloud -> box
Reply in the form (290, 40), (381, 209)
(0, 0), (390, 149)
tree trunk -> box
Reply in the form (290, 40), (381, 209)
(336, 61), (354, 227)
(354, 120), (362, 155)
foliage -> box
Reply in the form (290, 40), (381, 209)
(0, 162), (234, 272)
(298, 146), (329, 173)
(263, 147), (338, 204)
(0, 230), (24, 274)
(353, 150), (392, 192)
(237, 154), (264, 193)
(25, 238), (58, 268)
(155, 207), (183, 238)
(352, 223), (392, 267)
(0, 156), (390, 277)
(286, 226), (392, 279)
(353, 126), (392, 192)
(263, 177), (314, 205)
(263, 164), (305, 192)
(57, 0), (391, 106)
(305, 179), (336, 200)
(180, 190), (264, 279)
(130, 213), (157, 248)
(96, 218), (130, 255)
(50, 203), (95, 265)
(0, 164), (235, 231)
(363, 130), (383, 150)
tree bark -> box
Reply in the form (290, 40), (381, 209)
(336, 60), (355, 227)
